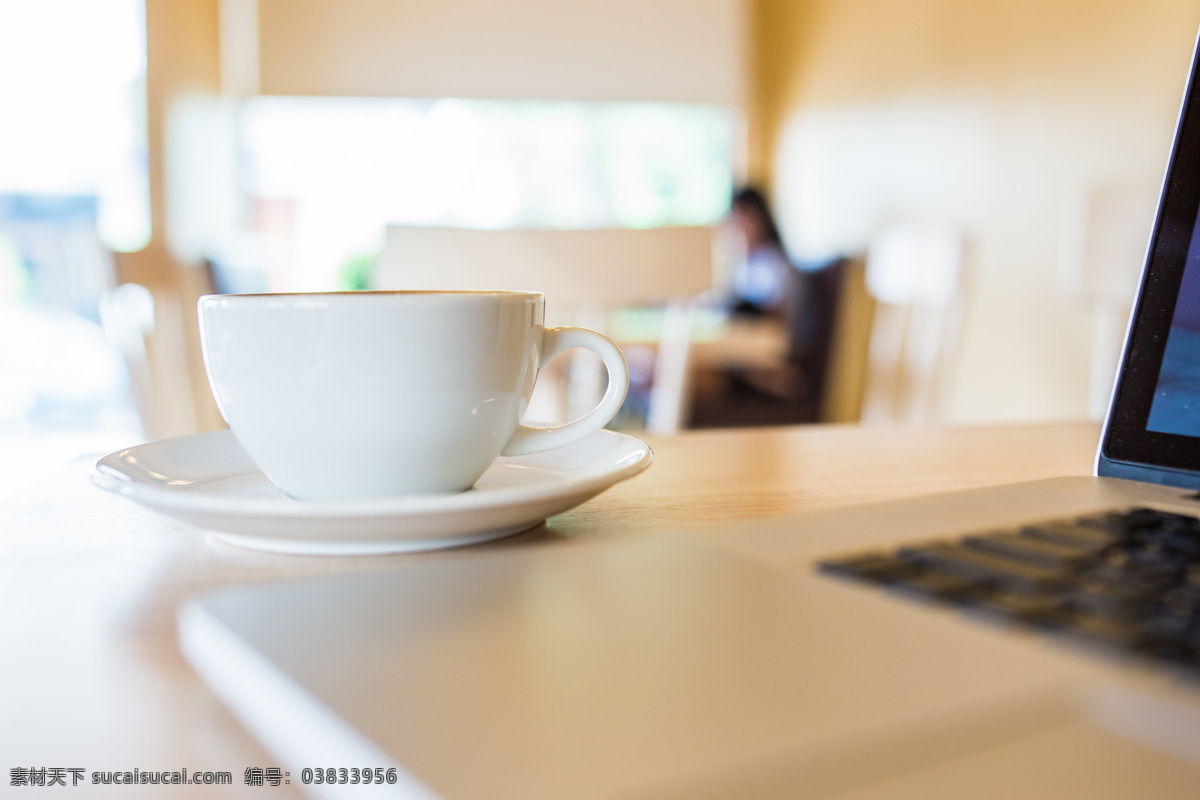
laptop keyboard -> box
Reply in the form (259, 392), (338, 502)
(818, 507), (1200, 667)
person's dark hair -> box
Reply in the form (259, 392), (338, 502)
(731, 187), (783, 247)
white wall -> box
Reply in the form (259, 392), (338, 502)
(757, 0), (1200, 421)
(252, 0), (747, 104)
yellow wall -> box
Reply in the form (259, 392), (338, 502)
(256, 0), (745, 103)
(118, 0), (219, 289)
(116, 0), (226, 434)
(754, 0), (1200, 421)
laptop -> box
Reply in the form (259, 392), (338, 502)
(180, 34), (1200, 800)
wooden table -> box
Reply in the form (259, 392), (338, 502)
(0, 422), (1099, 797)
(609, 306), (790, 371)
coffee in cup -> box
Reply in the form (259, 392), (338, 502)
(198, 291), (629, 501)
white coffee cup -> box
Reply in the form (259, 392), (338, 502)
(198, 291), (629, 501)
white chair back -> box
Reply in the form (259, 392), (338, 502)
(862, 223), (966, 425)
(374, 225), (714, 432)
(375, 225), (713, 323)
(99, 283), (158, 439)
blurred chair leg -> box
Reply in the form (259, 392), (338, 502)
(646, 300), (695, 436)
(99, 283), (159, 441)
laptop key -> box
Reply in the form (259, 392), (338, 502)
(1077, 508), (1199, 536)
(1061, 587), (1150, 623)
(1124, 507), (1200, 534)
(1141, 608), (1200, 644)
(816, 553), (921, 583)
(1074, 512), (1145, 537)
(895, 543), (1068, 595)
(816, 506), (1200, 670)
(1134, 528), (1200, 557)
(958, 591), (1068, 625)
(1076, 561), (1174, 602)
(1056, 615), (1146, 650)
(1159, 584), (1200, 616)
(961, 532), (1094, 570)
(1020, 521), (1118, 552)
(887, 571), (990, 601)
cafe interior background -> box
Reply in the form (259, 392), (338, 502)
(3, 0), (1198, 499)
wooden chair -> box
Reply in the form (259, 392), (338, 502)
(99, 280), (211, 442)
(99, 283), (159, 439)
(859, 223), (967, 425)
(819, 256), (873, 423)
(686, 258), (852, 429)
(372, 225), (714, 433)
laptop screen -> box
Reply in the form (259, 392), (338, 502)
(1100, 31), (1200, 482)
(1146, 209), (1200, 438)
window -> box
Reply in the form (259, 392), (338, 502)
(0, 0), (150, 256)
(236, 97), (736, 290)
(0, 0), (148, 478)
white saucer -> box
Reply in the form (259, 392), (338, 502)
(92, 429), (652, 555)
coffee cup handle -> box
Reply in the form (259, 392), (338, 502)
(501, 326), (630, 457)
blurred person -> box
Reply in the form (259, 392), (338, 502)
(689, 187), (848, 427)
(726, 187), (793, 317)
